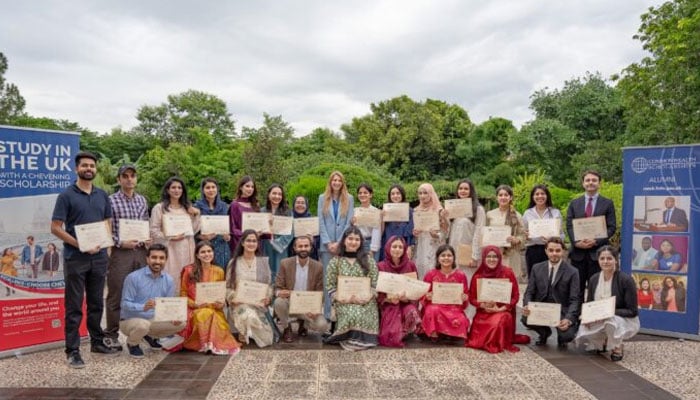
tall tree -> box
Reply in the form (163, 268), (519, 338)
(0, 52), (26, 123)
(456, 117), (516, 188)
(241, 113), (294, 191)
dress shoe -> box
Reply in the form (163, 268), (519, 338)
(297, 321), (308, 337)
(535, 332), (551, 346)
(66, 351), (85, 369)
(143, 335), (162, 349)
(282, 327), (294, 343)
(91, 342), (120, 356)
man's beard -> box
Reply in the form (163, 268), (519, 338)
(297, 251), (310, 259)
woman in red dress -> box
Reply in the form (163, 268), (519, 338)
(421, 244), (469, 342)
(467, 245), (530, 353)
(637, 278), (654, 310)
(377, 236), (421, 347)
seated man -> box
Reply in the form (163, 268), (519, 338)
(274, 235), (330, 342)
(522, 237), (580, 347)
(119, 244), (184, 358)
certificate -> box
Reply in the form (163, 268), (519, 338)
(354, 207), (381, 229)
(336, 276), (371, 302)
(444, 198), (473, 219)
(413, 210), (440, 231)
(75, 221), (114, 252)
(572, 216), (608, 241)
(153, 297), (187, 322)
(242, 212), (272, 234)
(476, 278), (512, 303)
(402, 272), (418, 280)
(403, 278), (430, 301)
(200, 215), (230, 235)
(293, 217), (319, 237)
(289, 291), (323, 314)
(382, 203), (409, 222)
(581, 296), (616, 324)
(234, 280), (270, 306)
(431, 282), (464, 305)
(271, 215), (294, 235)
(528, 218), (561, 239)
(481, 226), (512, 247)
(119, 219), (150, 242)
(376, 272), (405, 295)
(456, 244), (473, 266)
(526, 302), (561, 326)
(162, 214), (194, 236)
(195, 281), (226, 304)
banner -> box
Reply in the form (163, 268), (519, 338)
(0, 125), (82, 356)
(622, 145), (699, 339)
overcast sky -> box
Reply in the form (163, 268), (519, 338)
(1, 1), (663, 136)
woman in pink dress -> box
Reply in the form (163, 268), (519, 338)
(228, 176), (260, 253)
(377, 236), (421, 347)
(421, 244), (469, 343)
(467, 246), (530, 353)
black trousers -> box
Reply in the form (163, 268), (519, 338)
(105, 247), (147, 339)
(63, 255), (108, 353)
(521, 315), (578, 343)
(570, 252), (600, 297)
(525, 245), (547, 277)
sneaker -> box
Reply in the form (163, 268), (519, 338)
(128, 344), (145, 359)
(103, 337), (123, 352)
(91, 342), (120, 356)
(158, 335), (184, 351)
(143, 335), (162, 349)
(66, 351), (85, 369)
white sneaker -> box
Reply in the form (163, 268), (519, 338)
(158, 335), (184, 350)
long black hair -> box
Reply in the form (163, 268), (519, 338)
(338, 226), (370, 275)
(434, 244), (456, 270)
(456, 178), (480, 223)
(235, 175), (259, 210)
(160, 176), (191, 212)
(189, 241), (214, 283)
(527, 184), (553, 209)
(265, 183), (289, 215)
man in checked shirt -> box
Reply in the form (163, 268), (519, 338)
(104, 164), (152, 351)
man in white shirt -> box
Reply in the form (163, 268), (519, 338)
(633, 237), (657, 270)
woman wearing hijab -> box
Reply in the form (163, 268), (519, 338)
(376, 236), (421, 347)
(467, 246), (530, 353)
(413, 183), (449, 279)
(289, 195), (320, 260)
(195, 178), (231, 270)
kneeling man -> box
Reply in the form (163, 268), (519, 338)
(522, 237), (580, 347)
(274, 235), (330, 342)
(119, 244), (184, 357)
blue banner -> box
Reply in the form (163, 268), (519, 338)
(622, 145), (699, 337)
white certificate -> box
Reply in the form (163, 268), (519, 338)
(200, 215), (230, 235)
(581, 296), (616, 324)
(403, 278), (430, 301)
(75, 221), (114, 252)
(242, 212), (272, 234)
(336, 276), (371, 302)
(354, 207), (381, 229)
(526, 302), (561, 327)
(376, 272), (406, 295)
(119, 219), (150, 242)
(431, 282), (464, 305)
(271, 215), (294, 235)
(572, 216), (608, 241)
(153, 297), (187, 322)
(476, 278), (512, 303)
(383, 203), (409, 222)
(481, 226), (512, 247)
(234, 280), (270, 306)
(413, 210), (440, 231)
(444, 198), (473, 219)
(289, 291), (323, 315)
(195, 281), (226, 304)
(528, 219), (561, 239)
(293, 217), (319, 237)
(456, 244), (473, 267)
(162, 214), (194, 237)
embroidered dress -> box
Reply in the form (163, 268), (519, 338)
(226, 257), (276, 347)
(150, 203), (198, 291)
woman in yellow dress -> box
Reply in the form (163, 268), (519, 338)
(1, 248), (18, 296)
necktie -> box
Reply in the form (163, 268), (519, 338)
(547, 267), (554, 297)
(666, 210), (671, 224)
(585, 197), (593, 217)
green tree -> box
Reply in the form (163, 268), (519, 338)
(455, 117), (516, 188)
(241, 113), (294, 191)
(0, 52), (26, 123)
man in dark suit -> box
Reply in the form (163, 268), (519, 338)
(566, 170), (616, 296)
(662, 197), (688, 231)
(522, 237), (580, 347)
(273, 235), (330, 342)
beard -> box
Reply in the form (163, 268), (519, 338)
(78, 170), (95, 181)
(296, 251), (310, 259)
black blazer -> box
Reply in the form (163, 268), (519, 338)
(586, 271), (638, 318)
(523, 260), (581, 322)
(566, 194), (616, 261)
(663, 208), (688, 229)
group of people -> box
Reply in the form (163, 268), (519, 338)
(632, 236), (684, 272)
(1, 236), (61, 291)
(636, 275), (686, 312)
(50, 151), (640, 368)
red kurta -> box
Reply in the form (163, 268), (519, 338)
(421, 268), (470, 340)
(377, 257), (421, 347)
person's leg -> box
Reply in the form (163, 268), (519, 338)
(85, 257), (108, 346)
(105, 248), (145, 340)
(148, 321), (182, 338)
(63, 258), (87, 354)
(557, 323), (578, 344)
(320, 251), (332, 320)
(521, 316), (551, 343)
(120, 318), (150, 346)
(273, 297), (291, 330)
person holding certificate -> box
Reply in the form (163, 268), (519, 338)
(228, 176), (260, 253)
(178, 241), (240, 355)
(413, 183), (449, 279)
(467, 246), (530, 353)
(485, 185), (526, 281)
(318, 171), (354, 319)
(260, 183), (293, 282)
(376, 236), (421, 347)
(194, 178), (231, 271)
(324, 227), (379, 351)
(522, 184), (564, 277)
(289, 195), (320, 260)
(575, 246), (639, 361)
(225, 230), (276, 347)
(420, 244), (469, 343)
(447, 179), (485, 272)
(150, 177), (200, 291)
(352, 183), (382, 262)
(521, 237), (580, 348)
(380, 184), (414, 262)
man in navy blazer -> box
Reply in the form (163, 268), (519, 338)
(522, 237), (580, 347)
(566, 170), (616, 296)
(662, 197), (688, 231)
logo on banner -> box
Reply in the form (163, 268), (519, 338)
(630, 156), (697, 174)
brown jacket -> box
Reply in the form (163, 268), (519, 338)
(274, 256), (324, 292)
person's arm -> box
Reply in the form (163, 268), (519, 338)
(522, 268), (536, 307)
(599, 197), (617, 246)
(149, 203), (166, 242)
(565, 269), (581, 322)
(51, 220), (79, 249)
(121, 275), (148, 317)
(318, 195), (331, 248)
(670, 254), (682, 272)
(565, 201), (576, 245)
(229, 202), (243, 245)
(615, 274), (638, 318)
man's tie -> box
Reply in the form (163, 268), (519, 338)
(585, 197), (593, 218)
(547, 267), (554, 296)
(666, 210), (671, 224)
